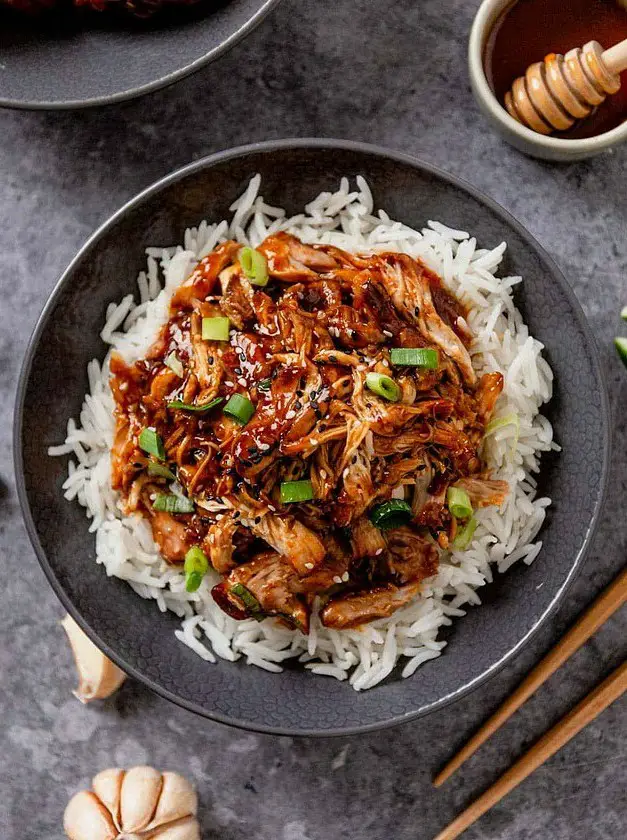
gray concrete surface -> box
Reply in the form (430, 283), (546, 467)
(0, 1), (625, 838)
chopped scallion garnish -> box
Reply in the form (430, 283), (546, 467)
(138, 427), (165, 460)
(485, 413), (519, 436)
(365, 372), (401, 402)
(280, 479), (314, 504)
(369, 499), (412, 530)
(615, 337), (627, 368)
(184, 546), (209, 592)
(167, 397), (224, 414)
(231, 583), (265, 619)
(447, 487), (473, 520)
(223, 393), (255, 425)
(257, 378), (272, 392)
(453, 516), (478, 550)
(152, 493), (195, 514)
(202, 316), (230, 342)
(165, 352), (184, 378)
(390, 348), (439, 368)
(147, 462), (176, 480)
(239, 247), (269, 287)
(621, 306), (627, 321)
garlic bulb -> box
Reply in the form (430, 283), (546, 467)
(61, 615), (126, 703)
(64, 766), (200, 840)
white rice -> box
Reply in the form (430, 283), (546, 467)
(50, 176), (557, 690)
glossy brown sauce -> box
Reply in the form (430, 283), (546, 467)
(484, 0), (627, 139)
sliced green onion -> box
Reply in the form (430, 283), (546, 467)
(615, 337), (627, 368)
(223, 393), (255, 425)
(447, 487), (473, 520)
(369, 499), (412, 530)
(390, 348), (439, 368)
(365, 372), (401, 402)
(231, 583), (265, 619)
(165, 352), (184, 378)
(280, 479), (314, 504)
(167, 397), (223, 414)
(152, 493), (195, 514)
(139, 427), (165, 460)
(202, 316), (230, 341)
(185, 571), (203, 593)
(621, 306), (627, 321)
(184, 546), (209, 592)
(485, 412), (519, 436)
(257, 378), (272, 392)
(239, 247), (269, 287)
(453, 516), (478, 550)
(147, 462), (176, 480)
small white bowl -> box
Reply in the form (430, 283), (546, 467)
(468, 0), (627, 161)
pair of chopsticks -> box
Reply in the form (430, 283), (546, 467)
(432, 565), (627, 840)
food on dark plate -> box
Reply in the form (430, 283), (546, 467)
(1, 0), (203, 18)
(51, 177), (555, 689)
(109, 232), (508, 633)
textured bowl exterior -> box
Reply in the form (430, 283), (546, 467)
(0, 0), (281, 109)
(14, 140), (610, 735)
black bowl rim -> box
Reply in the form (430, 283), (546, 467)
(14, 138), (611, 736)
(0, 0), (282, 111)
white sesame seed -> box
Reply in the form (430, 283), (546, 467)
(342, 467), (350, 479)
(225, 381), (234, 387)
(309, 438), (319, 446)
(320, 470), (327, 479)
(285, 410), (296, 419)
(305, 562), (314, 570)
(259, 443), (270, 451)
(341, 571), (350, 582)
(216, 514), (223, 521)
(375, 548), (383, 556)
(333, 576), (342, 584)
(268, 505), (276, 512)
(382, 330), (393, 338)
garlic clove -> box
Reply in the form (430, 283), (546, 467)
(145, 815), (202, 840)
(61, 615), (126, 703)
(148, 771), (198, 829)
(92, 768), (124, 831)
(120, 765), (163, 832)
(64, 790), (117, 840)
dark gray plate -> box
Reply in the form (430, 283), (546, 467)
(0, 0), (281, 109)
(14, 140), (610, 735)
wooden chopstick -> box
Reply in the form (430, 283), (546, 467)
(432, 659), (627, 840)
(434, 565), (627, 787)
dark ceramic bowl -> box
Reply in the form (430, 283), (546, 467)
(0, 0), (281, 109)
(15, 140), (610, 735)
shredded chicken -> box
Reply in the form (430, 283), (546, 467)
(110, 232), (506, 631)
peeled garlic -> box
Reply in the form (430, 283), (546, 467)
(61, 614), (126, 703)
(64, 766), (200, 840)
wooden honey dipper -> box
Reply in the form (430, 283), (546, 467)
(505, 38), (627, 134)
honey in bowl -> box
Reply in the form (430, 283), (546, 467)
(484, 0), (627, 139)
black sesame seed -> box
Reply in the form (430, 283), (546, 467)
(239, 353), (246, 362)
(254, 516), (262, 524)
(208, 356), (215, 364)
(319, 423), (327, 431)
(328, 355), (337, 363)
(294, 400), (302, 411)
(414, 306), (420, 316)
(233, 511), (241, 519)
(352, 455), (357, 464)
(296, 390), (304, 397)
(234, 367), (242, 375)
